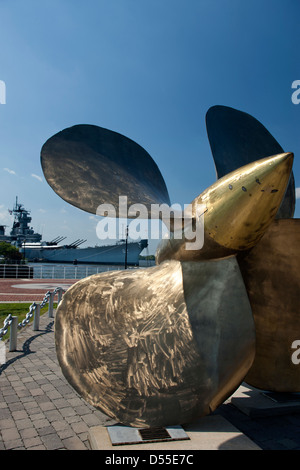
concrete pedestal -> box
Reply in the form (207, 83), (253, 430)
(88, 414), (260, 450)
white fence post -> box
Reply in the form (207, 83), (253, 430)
(48, 292), (54, 318)
(33, 304), (41, 331)
(9, 316), (18, 352)
(57, 288), (63, 305)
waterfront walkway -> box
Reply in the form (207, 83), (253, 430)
(1, 280), (300, 450)
(0, 311), (116, 450)
(0, 278), (77, 302)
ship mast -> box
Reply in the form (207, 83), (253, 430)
(8, 197), (42, 247)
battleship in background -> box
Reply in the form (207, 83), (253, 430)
(0, 198), (148, 266)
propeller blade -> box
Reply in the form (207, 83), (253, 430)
(205, 105), (295, 218)
(41, 124), (170, 217)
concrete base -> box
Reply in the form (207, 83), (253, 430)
(229, 384), (300, 417)
(88, 415), (261, 450)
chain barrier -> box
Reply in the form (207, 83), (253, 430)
(0, 287), (65, 340)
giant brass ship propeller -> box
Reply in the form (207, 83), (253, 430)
(40, 107), (298, 427)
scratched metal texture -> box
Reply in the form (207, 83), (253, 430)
(55, 258), (255, 427)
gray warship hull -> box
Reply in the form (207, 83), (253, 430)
(21, 240), (147, 266)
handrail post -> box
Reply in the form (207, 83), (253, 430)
(33, 304), (40, 331)
(9, 316), (18, 352)
(48, 292), (54, 318)
(57, 288), (63, 305)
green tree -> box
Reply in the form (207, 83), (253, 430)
(0, 242), (23, 261)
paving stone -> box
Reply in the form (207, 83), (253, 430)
(23, 400), (40, 410)
(56, 427), (75, 440)
(16, 389), (32, 398)
(41, 433), (64, 450)
(4, 395), (20, 404)
(51, 420), (71, 432)
(32, 418), (51, 429)
(0, 408), (12, 420)
(82, 413), (104, 427)
(62, 436), (88, 450)
(4, 438), (23, 450)
(30, 388), (45, 397)
(23, 436), (44, 449)
(44, 410), (63, 423)
(20, 427), (38, 439)
(15, 418), (33, 430)
(38, 425), (57, 436)
(0, 418), (16, 429)
(29, 445), (47, 450)
(35, 394), (51, 404)
(8, 402), (25, 412)
(39, 401), (56, 411)
(30, 412), (45, 421)
(60, 407), (77, 418)
(74, 405), (91, 416)
(1, 427), (21, 442)
(70, 420), (89, 434)
(12, 410), (29, 420)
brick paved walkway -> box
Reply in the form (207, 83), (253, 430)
(0, 312), (115, 450)
(0, 279), (77, 302)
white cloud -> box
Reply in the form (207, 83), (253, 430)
(296, 187), (300, 200)
(3, 168), (16, 175)
(0, 204), (12, 224)
(31, 174), (43, 182)
(38, 208), (46, 213)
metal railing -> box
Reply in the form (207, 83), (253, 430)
(0, 264), (141, 280)
(0, 287), (65, 352)
(0, 264), (34, 278)
(29, 264), (125, 279)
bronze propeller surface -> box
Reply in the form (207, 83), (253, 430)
(156, 152), (293, 264)
(55, 258), (255, 428)
(238, 219), (300, 392)
(205, 105), (295, 219)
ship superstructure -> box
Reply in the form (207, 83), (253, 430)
(0, 197), (42, 247)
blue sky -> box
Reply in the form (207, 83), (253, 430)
(0, 0), (299, 254)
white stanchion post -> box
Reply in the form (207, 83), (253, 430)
(9, 316), (18, 352)
(48, 292), (54, 318)
(33, 304), (41, 331)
